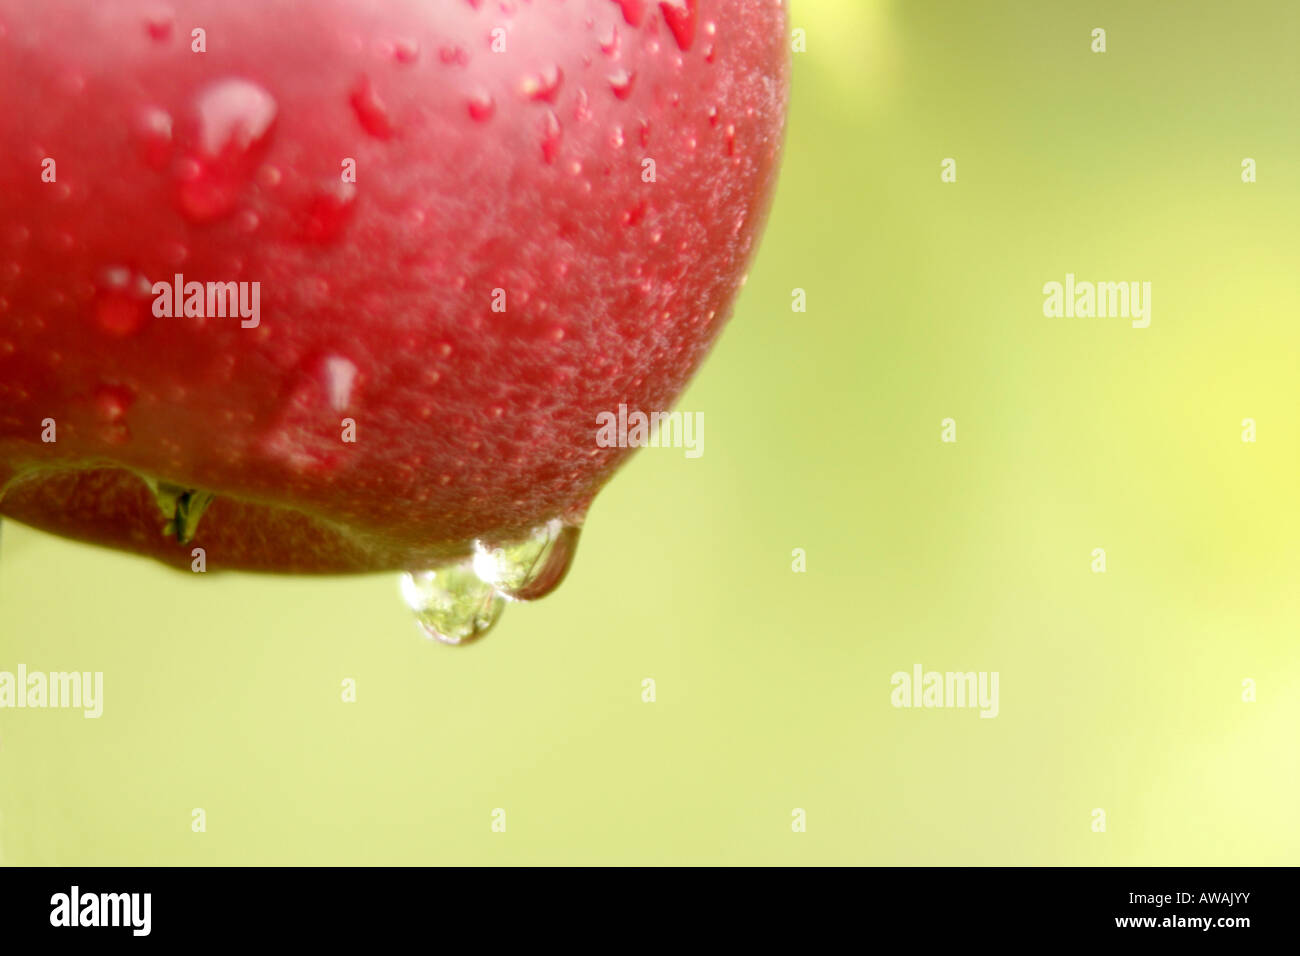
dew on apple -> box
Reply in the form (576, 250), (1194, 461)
(401, 560), (505, 645)
(608, 68), (635, 99)
(135, 106), (174, 169)
(194, 78), (278, 159)
(467, 91), (495, 122)
(319, 354), (358, 412)
(402, 518), (582, 645)
(540, 110), (562, 163)
(144, 14), (173, 42)
(473, 517), (581, 601)
(301, 182), (357, 241)
(520, 63), (563, 102)
(613, 0), (645, 28)
(660, 0), (702, 53)
(392, 37), (420, 64)
(438, 44), (468, 67)
(349, 75), (395, 139)
(93, 267), (153, 337)
(92, 384), (134, 424)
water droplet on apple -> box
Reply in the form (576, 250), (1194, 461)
(136, 106), (174, 168)
(93, 267), (153, 337)
(659, 0), (697, 51)
(175, 79), (277, 221)
(521, 63), (563, 102)
(144, 9), (174, 42)
(393, 37), (420, 63)
(541, 110), (562, 163)
(92, 383), (135, 423)
(612, 0), (645, 27)
(599, 24), (620, 57)
(194, 78), (278, 159)
(473, 519), (582, 602)
(439, 44), (470, 66)
(467, 90), (495, 122)
(401, 561), (505, 645)
(608, 68), (636, 100)
(350, 75), (395, 139)
(400, 518), (582, 645)
(319, 354), (358, 411)
(300, 182), (358, 242)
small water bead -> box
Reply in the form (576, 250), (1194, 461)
(540, 110), (562, 163)
(599, 25), (620, 57)
(608, 68), (635, 100)
(175, 79), (277, 222)
(439, 44), (469, 66)
(92, 383), (135, 423)
(573, 87), (592, 123)
(401, 561), (505, 645)
(93, 267), (154, 337)
(136, 106), (174, 168)
(467, 90), (495, 122)
(301, 182), (357, 241)
(194, 78), (278, 159)
(473, 519), (582, 602)
(520, 63), (563, 102)
(350, 75), (395, 139)
(319, 354), (358, 411)
(256, 164), (283, 188)
(393, 37), (420, 63)
(612, 0), (645, 27)
(659, 0), (698, 51)
(144, 10), (174, 42)
(401, 519), (583, 646)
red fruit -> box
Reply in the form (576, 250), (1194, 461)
(0, 0), (789, 576)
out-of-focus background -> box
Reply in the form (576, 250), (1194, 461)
(2, 0), (1298, 864)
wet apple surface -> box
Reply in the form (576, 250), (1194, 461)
(0, 0), (789, 640)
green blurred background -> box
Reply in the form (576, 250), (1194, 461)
(2, 0), (1298, 865)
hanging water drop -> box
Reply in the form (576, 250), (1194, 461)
(399, 518), (582, 647)
(401, 561), (505, 645)
(473, 519), (582, 602)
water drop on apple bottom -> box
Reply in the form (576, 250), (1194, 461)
(401, 563), (505, 646)
(400, 520), (581, 646)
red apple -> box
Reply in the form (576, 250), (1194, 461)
(0, 0), (789, 580)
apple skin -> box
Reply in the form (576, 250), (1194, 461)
(0, 0), (788, 573)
